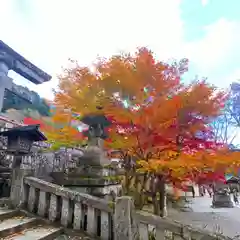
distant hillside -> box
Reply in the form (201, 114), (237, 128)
(2, 83), (50, 116)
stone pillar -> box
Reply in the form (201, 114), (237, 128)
(49, 194), (58, 222)
(10, 166), (33, 208)
(0, 86), (5, 113)
(101, 211), (110, 240)
(73, 202), (83, 230)
(0, 53), (14, 112)
(0, 75), (13, 112)
(114, 196), (139, 240)
(38, 191), (48, 217)
(61, 198), (73, 227)
(87, 206), (96, 235)
(28, 186), (37, 212)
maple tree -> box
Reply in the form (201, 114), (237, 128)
(54, 47), (240, 216)
(41, 108), (87, 150)
(24, 108), (87, 151)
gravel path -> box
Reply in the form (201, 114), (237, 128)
(168, 196), (240, 238)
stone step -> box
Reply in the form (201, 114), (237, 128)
(4, 225), (63, 240)
(0, 172), (11, 178)
(54, 234), (94, 240)
(0, 178), (10, 185)
(0, 215), (38, 238)
(0, 167), (11, 173)
(0, 207), (94, 239)
(0, 198), (12, 208)
(0, 208), (63, 239)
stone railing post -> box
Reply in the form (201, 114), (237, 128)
(114, 196), (139, 240)
(10, 163), (33, 208)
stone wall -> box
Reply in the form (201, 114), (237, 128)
(10, 174), (228, 240)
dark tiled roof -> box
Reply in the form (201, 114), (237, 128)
(0, 124), (47, 141)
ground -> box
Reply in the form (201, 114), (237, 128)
(168, 195), (240, 238)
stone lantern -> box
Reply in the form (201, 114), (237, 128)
(0, 124), (47, 168)
(52, 113), (122, 199)
(81, 113), (111, 145)
(212, 182), (234, 208)
(80, 113), (111, 166)
(0, 124), (47, 207)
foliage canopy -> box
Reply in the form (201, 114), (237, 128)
(50, 48), (240, 188)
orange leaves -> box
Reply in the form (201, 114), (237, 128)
(179, 82), (226, 118)
(54, 48), (187, 117)
(41, 107), (86, 150)
(53, 46), (234, 185)
(52, 110), (71, 124)
(136, 150), (240, 182)
(105, 126), (137, 150)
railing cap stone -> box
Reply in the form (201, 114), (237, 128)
(24, 176), (113, 213)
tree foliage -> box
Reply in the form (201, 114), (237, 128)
(54, 47), (240, 214)
(24, 108), (87, 151)
(42, 108), (87, 150)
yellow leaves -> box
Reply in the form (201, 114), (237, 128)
(137, 160), (150, 172)
(54, 48), (187, 119)
(52, 46), (232, 185)
(165, 150), (179, 158)
(106, 129), (137, 150)
(41, 107), (85, 150)
(136, 149), (240, 180)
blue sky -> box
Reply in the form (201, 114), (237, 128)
(1, 0), (240, 99)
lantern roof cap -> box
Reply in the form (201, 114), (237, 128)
(81, 114), (111, 127)
(0, 124), (47, 141)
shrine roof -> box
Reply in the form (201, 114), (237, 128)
(0, 124), (47, 141)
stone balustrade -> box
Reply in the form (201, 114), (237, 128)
(20, 176), (228, 240)
(114, 197), (230, 240)
(23, 176), (113, 239)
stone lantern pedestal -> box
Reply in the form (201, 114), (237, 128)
(212, 193), (233, 208)
(70, 142), (122, 199)
(212, 184), (233, 208)
(52, 138), (122, 200)
(52, 113), (122, 200)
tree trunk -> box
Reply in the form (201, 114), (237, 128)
(158, 177), (167, 217)
(134, 174), (146, 210)
(152, 193), (159, 215)
(124, 172), (131, 195)
(123, 154), (132, 195)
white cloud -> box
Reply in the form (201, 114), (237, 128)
(1, 0), (240, 99)
(0, 0), (184, 99)
(201, 0), (209, 7)
(227, 70), (240, 84)
(185, 19), (240, 77)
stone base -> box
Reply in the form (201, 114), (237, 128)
(51, 172), (120, 186)
(67, 183), (122, 200)
(51, 166), (122, 200)
(212, 194), (234, 208)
